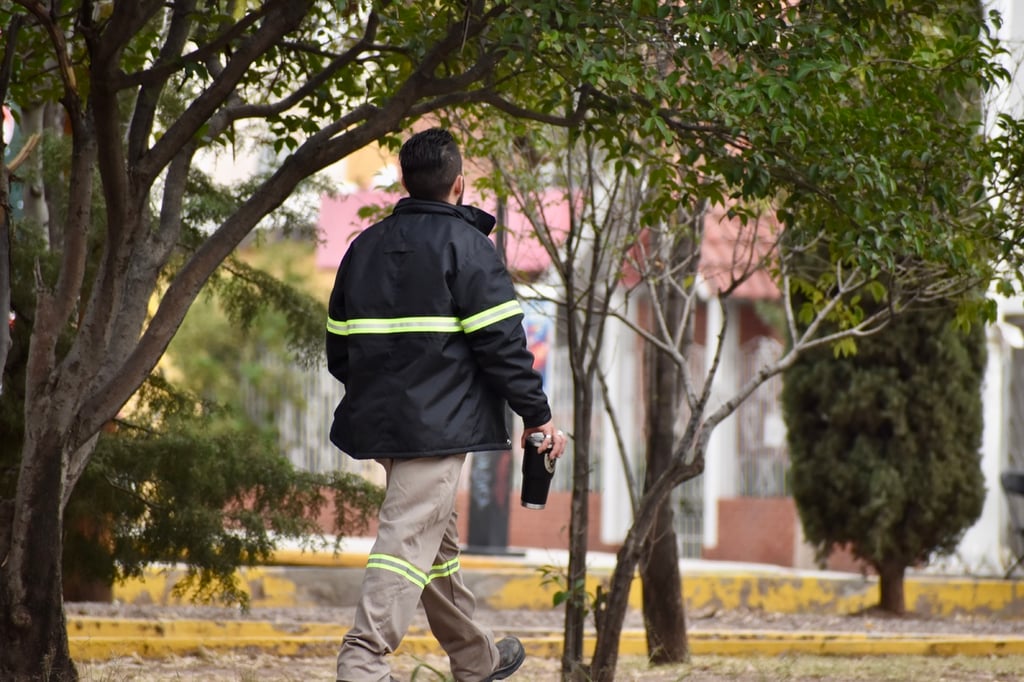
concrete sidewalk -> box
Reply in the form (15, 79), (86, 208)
(69, 541), (1024, 662)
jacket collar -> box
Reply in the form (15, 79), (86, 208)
(392, 197), (497, 236)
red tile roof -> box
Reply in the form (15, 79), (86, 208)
(700, 203), (781, 301)
(317, 190), (779, 301)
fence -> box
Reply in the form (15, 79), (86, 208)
(243, 358), (382, 482)
(671, 343), (707, 559)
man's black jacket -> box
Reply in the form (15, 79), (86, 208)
(326, 198), (551, 459)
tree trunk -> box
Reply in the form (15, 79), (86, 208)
(589, 447), (703, 681)
(638, 207), (697, 665)
(877, 560), (906, 615)
(20, 104), (50, 243)
(0, 431), (77, 681)
(639, 329), (689, 664)
(0, 176), (11, 385)
(562, 380), (593, 681)
(640, 503), (688, 663)
(590, 511), (647, 682)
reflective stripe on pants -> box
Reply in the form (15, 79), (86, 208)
(336, 454), (499, 682)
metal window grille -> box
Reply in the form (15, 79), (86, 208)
(735, 336), (790, 497)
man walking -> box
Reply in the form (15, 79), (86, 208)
(327, 128), (565, 682)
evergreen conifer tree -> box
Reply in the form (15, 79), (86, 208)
(782, 304), (986, 613)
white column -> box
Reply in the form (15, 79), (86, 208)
(702, 297), (740, 549)
(957, 306), (1023, 574)
(600, 292), (638, 544)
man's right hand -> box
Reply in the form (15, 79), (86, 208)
(522, 421), (567, 460)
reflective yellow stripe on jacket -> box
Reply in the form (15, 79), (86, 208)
(460, 300), (522, 333)
(326, 300), (522, 337)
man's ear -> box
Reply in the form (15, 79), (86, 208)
(451, 174), (467, 205)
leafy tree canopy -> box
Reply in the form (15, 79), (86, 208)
(466, 0), (1022, 333)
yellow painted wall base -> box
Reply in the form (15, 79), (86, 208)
(111, 563), (1024, 619)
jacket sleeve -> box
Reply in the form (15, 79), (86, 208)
(325, 255), (349, 385)
(453, 237), (552, 427)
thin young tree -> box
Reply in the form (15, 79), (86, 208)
(472, 122), (644, 679)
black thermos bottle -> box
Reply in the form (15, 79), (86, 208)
(521, 432), (556, 509)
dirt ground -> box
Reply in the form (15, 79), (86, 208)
(72, 602), (1024, 681)
(78, 651), (1024, 682)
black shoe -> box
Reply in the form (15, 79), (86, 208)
(484, 636), (526, 680)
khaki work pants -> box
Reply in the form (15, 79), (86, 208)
(336, 454), (500, 682)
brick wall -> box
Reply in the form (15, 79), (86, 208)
(300, 487), (878, 571)
(703, 497), (798, 566)
(455, 490), (618, 554)
(331, 490), (617, 554)
(703, 496), (871, 572)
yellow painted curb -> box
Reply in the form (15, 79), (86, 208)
(70, 636), (340, 660)
(685, 634), (1024, 657)
(70, 617), (433, 640)
(68, 619), (1024, 662)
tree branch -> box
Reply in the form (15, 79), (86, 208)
(128, 0), (199, 164)
(221, 11), (380, 123)
(114, 2), (269, 90)
(12, 0), (81, 116)
(86, 0), (165, 66)
(134, 0), (306, 188)
(471, 87), (593, 128)
(0, 14), (25, 104)
(27, 124), (97, 402)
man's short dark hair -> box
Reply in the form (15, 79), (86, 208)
(399, 128), (462, 201)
